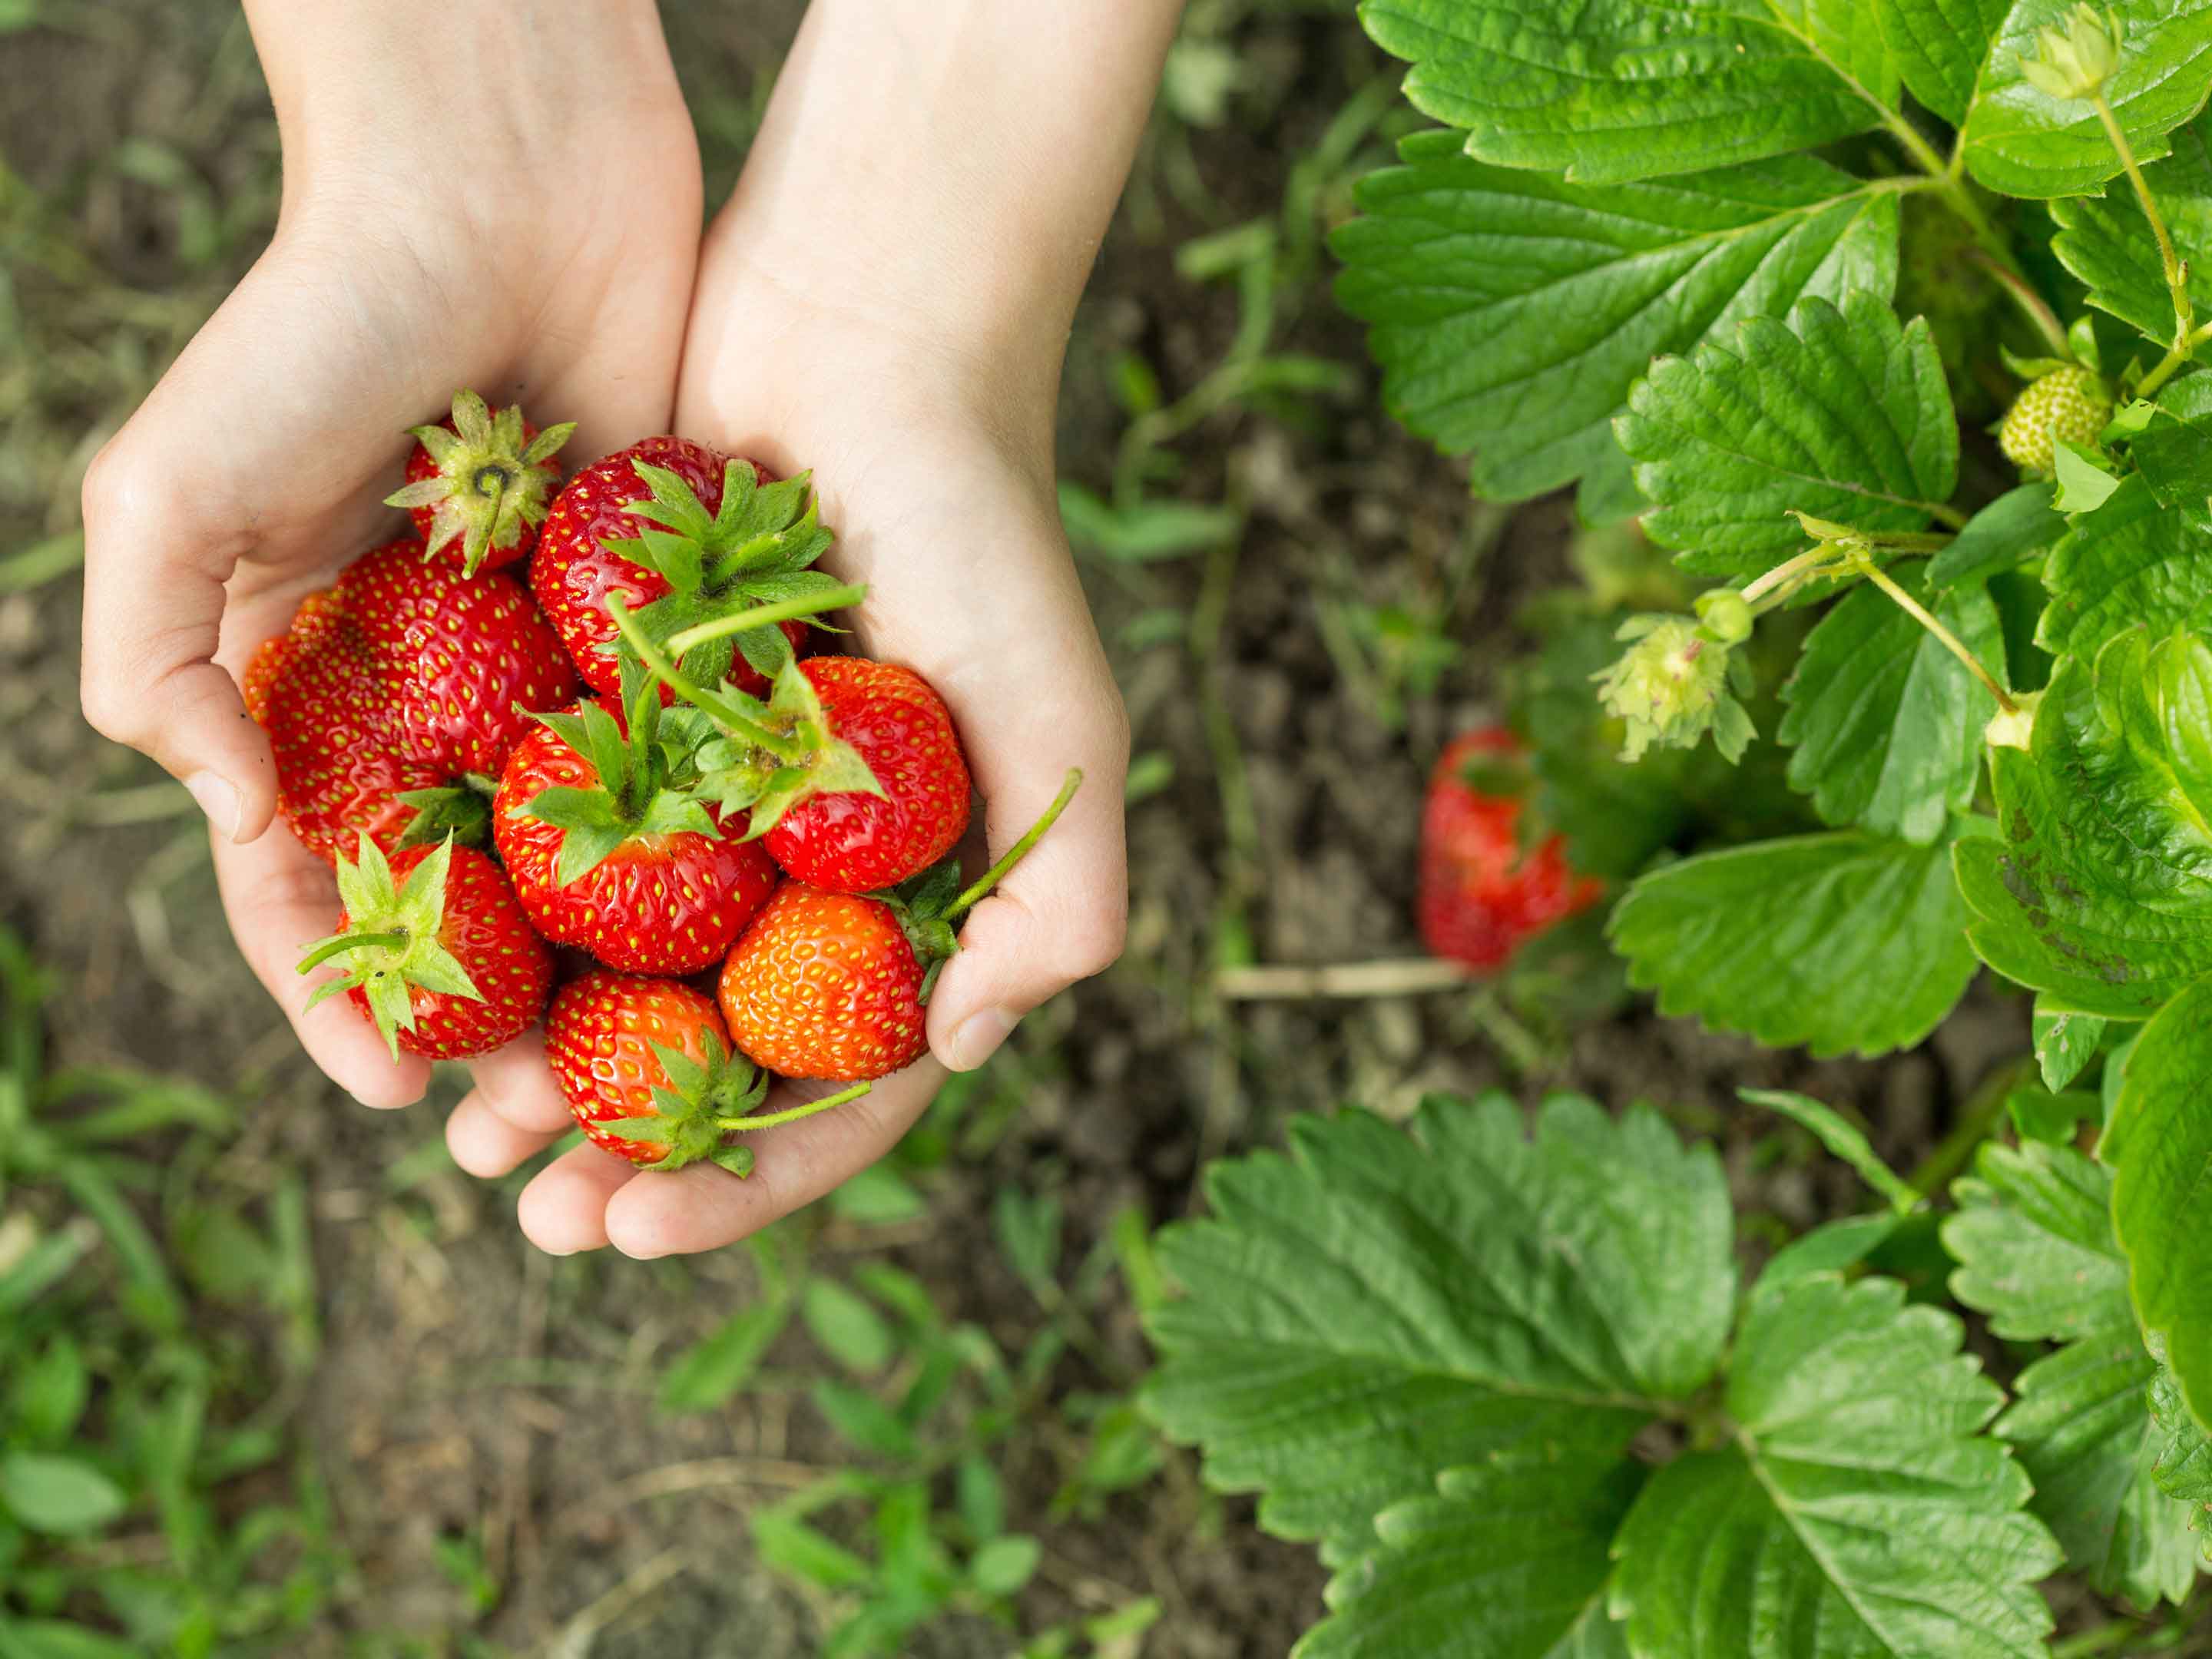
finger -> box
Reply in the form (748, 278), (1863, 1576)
(210, 827), (431, 1108)
(516, 1141), (637, 1256)
(601, 1066), (942, 1259)
(465, 1030), (578, 1135)
(446, 1089), (561, 1179)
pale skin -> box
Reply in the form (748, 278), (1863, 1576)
(78, 0), (1177, 1257)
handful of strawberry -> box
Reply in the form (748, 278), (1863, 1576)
(258, 389), (1082, 1180)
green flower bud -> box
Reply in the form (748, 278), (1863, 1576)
(1592, 616), (1753, 763)
(2020, 4), (2123, 101)
(1694, 588), (1754, 646)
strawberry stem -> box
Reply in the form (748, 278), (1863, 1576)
(1850, 554), (2020, 715)
(296, 930), (407, 973)
(716, 1080), (873, 1132)
(604, 595), (801, 760)
(945, 769), (1084, 922)
(664, 584), (868, 657)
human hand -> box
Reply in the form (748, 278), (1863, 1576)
(78, 0), (703, 1108)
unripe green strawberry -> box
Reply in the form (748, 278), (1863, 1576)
(1998, 366), (2111, 473)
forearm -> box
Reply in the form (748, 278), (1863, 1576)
(697, 0), (1184, 412)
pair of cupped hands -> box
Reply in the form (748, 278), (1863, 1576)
(74, 8), (1132, 1259)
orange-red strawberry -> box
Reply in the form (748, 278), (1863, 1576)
(531, 436), (827, 701)
(718, 771), (1082, 1080)
(492, 661), (779, 974)
(298, 836), (553, 1061)
(1417, 728), (1602, 970)
(250, 539), (578, 863)
(384, 389), (575, 575)
(545, 969), (873, 1172)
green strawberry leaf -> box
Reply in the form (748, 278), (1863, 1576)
(2007, 1079), (2103, 1143)
(2038, 474), (2212, 661)
(2147, 1362), (2212, 1509)
(1944, 1141), (2197, 1604)
(1778, 562), (2004, 843)
(1142, 1094), (1734, 1568)
(1958, 1), (2212, 199)
(1609, 826), (1985, 1058)
(1925, 482), (2066, 588)
(1957, 631), (2212, 1015)
(1738, 1088), (1922, 1214)
(2051, 439), (2124, 512)
(1333, 133), (1899, 516)
(2034, 995), (2110, 1089)
(1359, 0), (1899, 183)
(2105, 975), (2212, 1454)
(2124, 373), (2212, 510)
(1876, 0), (2010, 123)
(1618, 293), (1958, 579)
(1611, 1272), (2060, 1656)
(2052, 111), (2212, 349)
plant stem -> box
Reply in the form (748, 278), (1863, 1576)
(2094, 93), (2191, 340)
(717, 1081), (872, 1133)
(946, 769), (1085, 921)
(1740, 548), (1837, 607)
(604, 596), (800, 760)
(1852, 555), (2019, 714)
(296, 931), (406, 973)
(1966, 250), (2075, 363)
(1213, 957), (1477, 999)
(2048, 1618), (2154, 1659)
(1906, 1057), (2032, 1199)
(2136, 317), (2212, 398)
(663, 584), (869, 657)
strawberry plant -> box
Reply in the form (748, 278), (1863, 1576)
(1145, 2), (2212, 1648)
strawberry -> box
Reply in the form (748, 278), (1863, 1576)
(1416, 729), (1602, 971)
(530, 436), (831, 701)
(492, 658), (780, 974)
(383, 389), (576, 575)
(719, 771), (1081, 1080)
(544, 969), (869, 1174)
(297, 836), (553, 1061)
(1998, 364), (2112, 474)
(249, 539), (578, 863)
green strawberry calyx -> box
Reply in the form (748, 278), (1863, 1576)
(872, 768), (1085, 1004)
(392, 771), (499, 853)
(515, 653), (721, 887)
(599, 457), (848, 691)
(296, 834), (483, 1060)
(383, 389), (575, 576)
(601, 1037), (875, 1178)
(604, 591), (884, 841)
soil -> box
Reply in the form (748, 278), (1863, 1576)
(0, 2), (2036, 1654)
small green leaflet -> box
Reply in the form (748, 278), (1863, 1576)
(2034, 995), (2108, 1090)
(1618, 293), (1958, 578)
(1358, 0), (1896, 183)
(1876, 0), (2011, 124)
(2037, 474), (2212, 661)
(1957, 0), (2212, 199)
(1609, 828), (1984, 1058)
(2006, 1079), (2103, 1144)
(0, 1451), (127, 1535)
(1333, 134), (1898, 516)
(1944, 1141), (2198, 1604)
(1143, 1094), (1734, 1578)
(1958, 631), (2212, 1015)
(1609, 1273), (2059, 1657)
(1740, 1088), (1922, 1213)
(2051, 439), (2124, 512)
(2053, 110), (2212, 348)
(1926, 482), (2065, 588)
(2126, 373), (2212, 512)
(2107, 976), (2212, 1452)
(1778, 562), (2003, 843)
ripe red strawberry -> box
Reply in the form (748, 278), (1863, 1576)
(719, 771), (1082, 1080)
(546, 970), (873, 1172)
(298, 836), (553, 1061)
(1417, 729), (1602, 971)
(492, 661), (779, 974)
(249, 539), (578, 863)
(531, 435), (829, 700)
(384, 389), (575, 575)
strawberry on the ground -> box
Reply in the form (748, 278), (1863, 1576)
(544, 969), (869, 1174)
(383, 389), (576, 575)
(492, 657), (779, 974)
(297, 836), (553, 1061)
(1417, 728), (1602, 971)
(719, 770), (1081, 1080)
(249, 539), (578, 863)
(614, 595), (972, 895)
(531, 436), (830, 700)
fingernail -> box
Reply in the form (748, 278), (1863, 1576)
(946, 1007), (1018, 1072)
(184, 770), (243, 842)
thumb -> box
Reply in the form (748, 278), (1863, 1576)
(78, 245), (472, 843)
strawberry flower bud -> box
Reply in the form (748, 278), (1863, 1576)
(1592, 614), (1755, 764)
(2019, 4), (2123, 101)
(1694, 588), (1755, 646)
